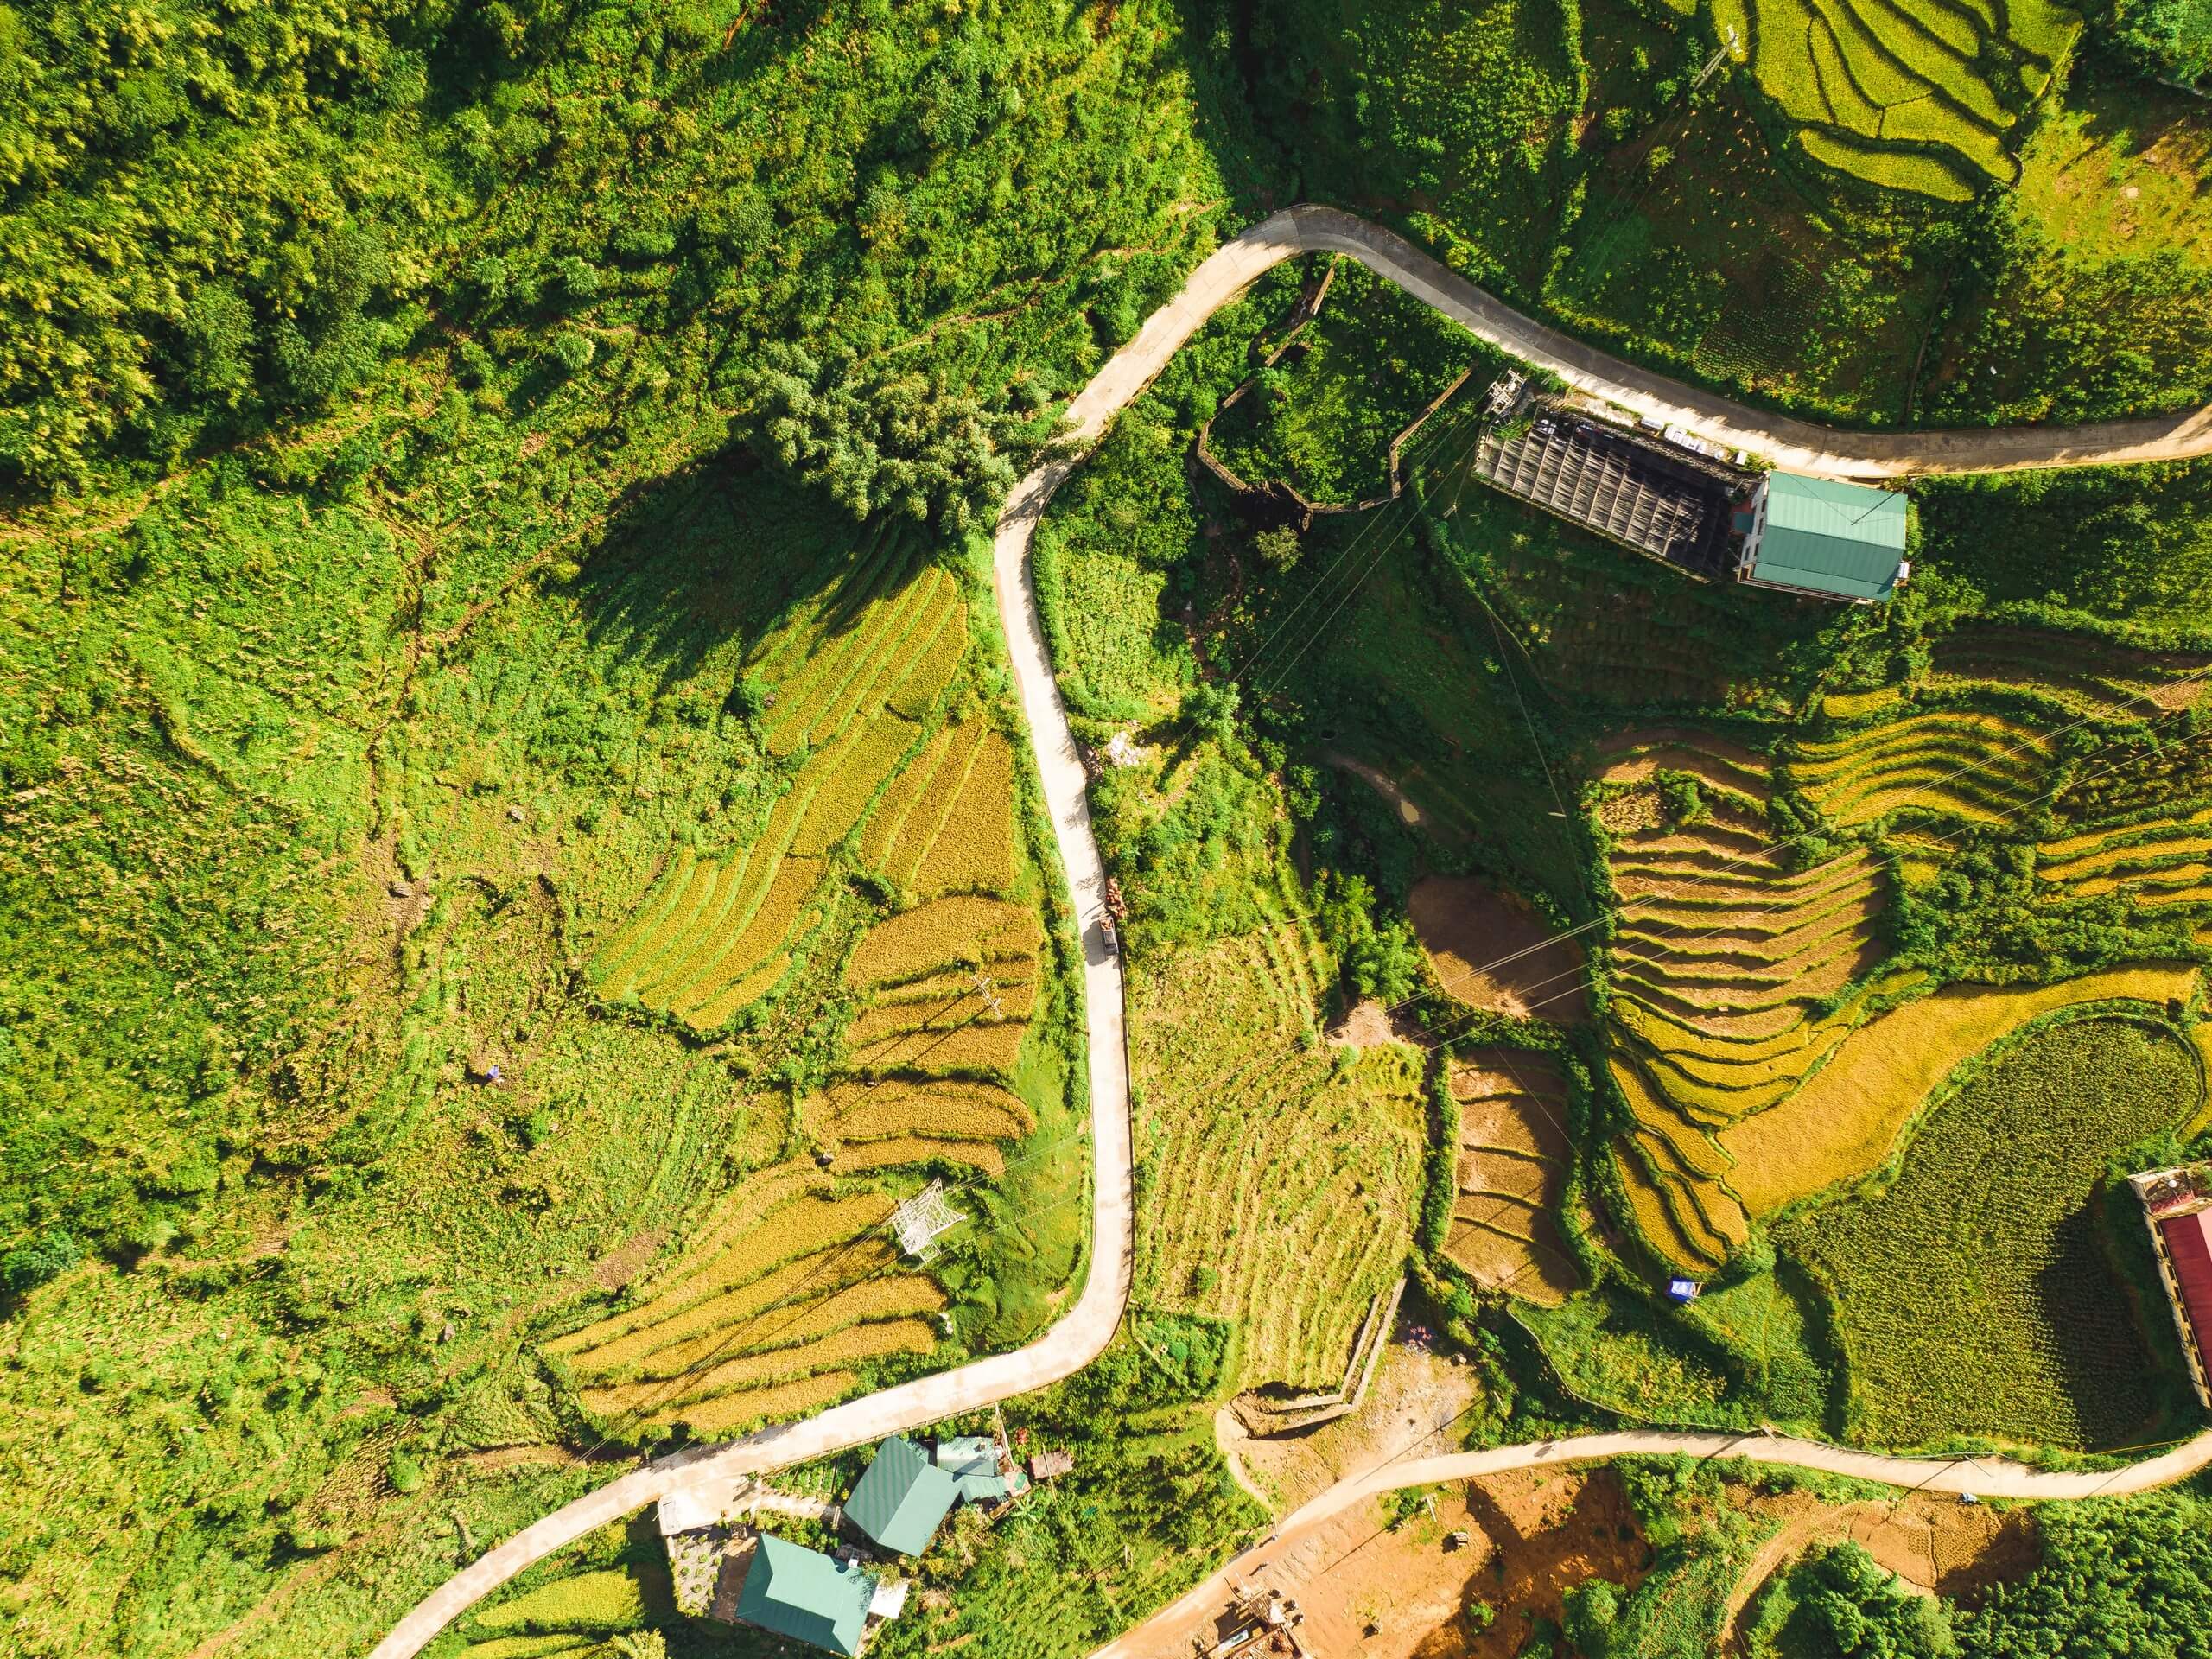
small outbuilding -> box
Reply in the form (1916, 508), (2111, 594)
(1736, 473), (1910, 602)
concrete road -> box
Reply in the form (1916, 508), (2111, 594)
(1255, 206), (2212, 480)
(364, 200), (2212, 1659)
(1090, 1425), (2212, 1659)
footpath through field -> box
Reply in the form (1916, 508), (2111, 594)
(365, 204), (2212, 1659)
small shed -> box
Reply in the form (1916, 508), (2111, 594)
(846, 1435), (962, 1555)
(733, 1534), (878, 1656)
(1028, 1449), (1075, 1481)
(1738, 473), (1910, 602)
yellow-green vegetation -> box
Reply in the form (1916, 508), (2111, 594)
(1779, 1017), (2204, 1447)
(550, 751), (1061, 1436)
(1592, 734), (1892, 1270)
(545, 1173), (946, 1437)
(474, 1567), (673, 1636)
(1446, 1052), (1582, 1306)
(1711, 0), (2078, 198)
(588, 550), (969, 1029)
(1931, 626), (2210, 717)
(2016, 79), (2212, 269)
(1719, 964), (2202, 1213)
(1788, 708), (2056, 828)
(1131, 922), (1430, 1390)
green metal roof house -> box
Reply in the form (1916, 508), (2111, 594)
(733, 1534), (878, 1656)
(846, 1435), (962, 1556)
(1738, 473), (1910, 602)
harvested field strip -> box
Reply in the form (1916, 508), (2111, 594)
(833, 1135), (1002, 1175)
(910, 730), (1018, 896)
(849, 1020), (1026, 1075)
(2042, 837), (2212, 885)
(1612, 927), (1865, 981)
(594, 1274), (949, 1385)
(817, 1077), (1033, 1143)
(2067, 859), (2212, 899)
(579, 1311), (937, 1417)
(562, 1241), (899, 1375)
(1594, 742), (1772, 798)
(849, 894), (1042, 988)
(1613, 885), (1880, 948)
(1792, 716), (2051, 776)
(847, 978), (1039, 1044)
(1721, 965), (2201, 1216)
(873, 962), (1037, 1010)
(2040, 805), (2212, 861)
(1450, 1052), (1580, 1305)
(675, 1369), (866, 1438)
(569, 1191), (897, 1349)
(1613, 967), (1838, 1023)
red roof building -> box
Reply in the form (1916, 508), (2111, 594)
(2132, 1165), (2212, 1412)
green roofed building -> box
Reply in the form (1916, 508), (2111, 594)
(846, 1435), (962, 1555)
(1735, 472), (1910, 603)
(731, 1534), (879, 1656)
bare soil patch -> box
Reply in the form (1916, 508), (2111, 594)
(1410, 877), (1588, 1023)
(1224, 1342), (1481, 1515)
(1330, 996), (1409, 1049)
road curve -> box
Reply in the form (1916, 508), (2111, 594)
(1241, 205), (2212, 480)
(366, 201), (2212, 1659)
(1090, 1425), (2212, 1659)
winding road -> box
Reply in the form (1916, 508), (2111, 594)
(365, 205), (2212, 1659)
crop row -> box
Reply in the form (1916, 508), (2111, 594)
(1716, 0), (2077, 200)
(1131, 924), (1421, 1390)
(861, 718), (1019, 898)
(1933, 627), (2211, 718)
(758, 563), (966, 760)
(1449, 1052), (1580, 1305)
(848, 893), (1043, 988)
(1789, 709), (2052, 828)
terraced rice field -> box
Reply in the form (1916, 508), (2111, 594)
(2036, 806), (2212, 912)
(1787, 707), (2055, 828)
(1710, 0), (2082, 200)
(1599, 738), (2198, 1275)
(1131, 917), (1428, 1391)
(1592, 731), (1898, 1272)
(546, 1172), (945, 1438)
(1718, 963), (2201, 1214)
(587, 547), (970, 1030)
(1932, 627), (2211, 717)
(1446, 1051), (1582, 1306)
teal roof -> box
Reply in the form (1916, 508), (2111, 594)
(735, 1534), (875, 1656)
(954, 1471), (1011, 1503)
(933, 1437), (999, 1478)
(846, 1436), (959, 1555)
(1750, 473), (1910, 601)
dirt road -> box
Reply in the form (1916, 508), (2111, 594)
(1090, 1425), (2212, 1659)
